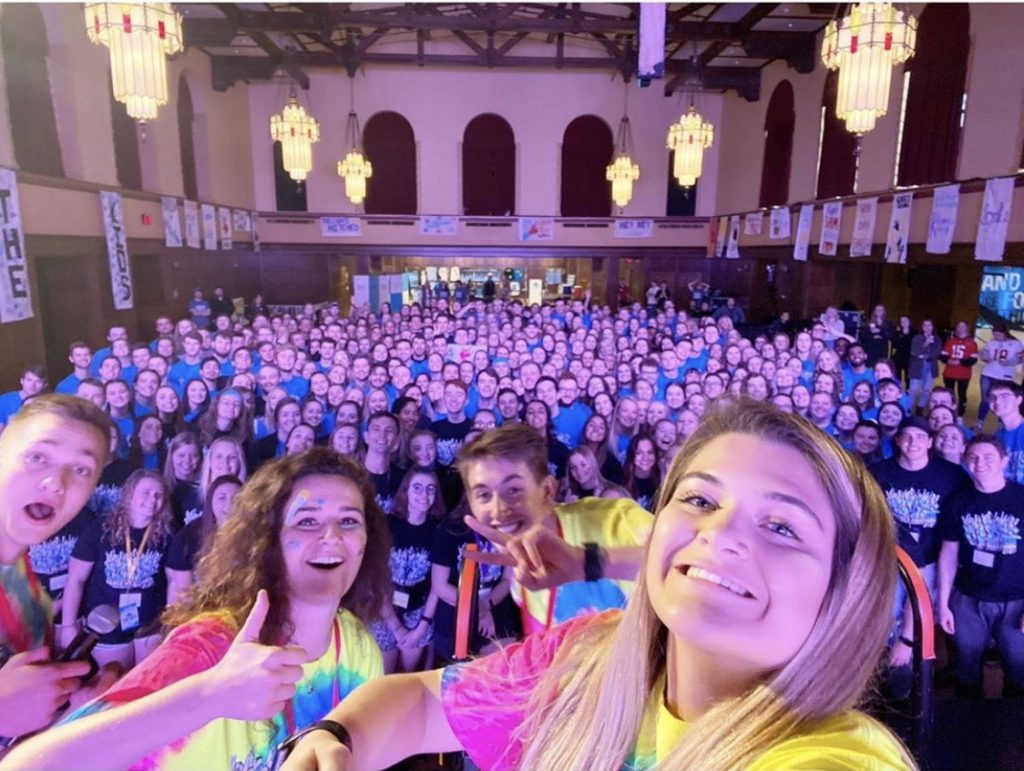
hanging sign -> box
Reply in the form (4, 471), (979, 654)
(818, 201), (842, 256)
(975, 177), (1014, 262)
(744, 211), (763, 236)
(884, 192), (913, 264)
(232, 209), (251, 232)
(251, 211), (261, 251)
(0, 169), (33, 322)
(769, 207), (791, 240)
(715, 217), (728, 257)
(615, 219), (654, 239)
(201, 204), (217, 250)
(519, 217), (554, 241)
(793, 204), (814, 262)
(183, 200), (200, 248)
(849, 197), (878, 257)
(321, 217), (362, 237)
(160, 196), (182, 247)
(100, 191), (134, 310)
(725, 215), (740, 259)
(926, 183), (959, 254)
(217, 207), (232, 250)
(421, 216), (459, 236)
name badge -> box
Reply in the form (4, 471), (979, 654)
(393, 590), (410, 609)
(119, 592), (142, 631)
(972, 549), (996, 568)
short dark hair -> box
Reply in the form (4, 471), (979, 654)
(965, 434), (1007, 458)
(989, 381), (1022, 399)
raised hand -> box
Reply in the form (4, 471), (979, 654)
(0, 647), (90, 736)
(200, 590), (308, 721)
(464, 516), (585, 591)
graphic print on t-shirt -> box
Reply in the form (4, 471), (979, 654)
(29, 536), (77, 578)
(103, 549), (162, 589)
(89, 484), (122, 518)
(886, 488), (941, 529)
(963, 511), (1021, 555)
(436, 438), (461, 466)
(391, 546), (431, 587)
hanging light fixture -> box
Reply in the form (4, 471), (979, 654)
(606, 85), (640, 209)
(84, 2), (184, 124)
(667, 101), (714, 188)
(337, 78), (372, 206)
(821, 1), (917, 135)
(269, 88), (321, 182)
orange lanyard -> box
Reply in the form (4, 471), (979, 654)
(283, 618), (341, 735)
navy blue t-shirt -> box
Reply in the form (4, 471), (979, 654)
(869, 456), (971, 566)
(939, 481), (1024, 602)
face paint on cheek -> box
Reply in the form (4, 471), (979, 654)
(284, 538), (301, 551)
(284, 489), (312, 527)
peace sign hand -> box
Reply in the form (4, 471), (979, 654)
(464, 516), (585, 591)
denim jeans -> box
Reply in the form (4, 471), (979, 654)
(951, 592), (1024, 694)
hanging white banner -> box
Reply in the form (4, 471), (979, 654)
(183, 200), (200, 248)
(715, 217), (728, 258)
(232, 209), (251, 232)
(321, 217), (362, 237)
(160, 196), (182, 247)
(744, 211), (764, 236)
(251, 211), (261, 251)
(100, 191), (134, 310)
(926, 183), (959, 254)
(975, 177), (1014, 262)
(217, 207), (233, 250)
(769, 207), (791, 240)
(884, 192), (914, 264)
(793, 204), (814, 262)
(0, 169), (34, 323)
(849, 197), (878, 257)
(818, 201), (842, 256)
(614, 219), (654, 239)
(201, 204), (218, 250)
(725, 215), (740, 259)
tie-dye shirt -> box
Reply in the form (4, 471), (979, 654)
(0, 553), (51, 667)
(62, 609), (383, 771)
(441, 611), (910, 771)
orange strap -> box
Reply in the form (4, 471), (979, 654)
(454, 544), (479, 660)
(896, 546), (936, 661)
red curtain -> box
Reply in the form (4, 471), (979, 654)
(363, 112), (418, 215)
(462, 114), (516, 216)
(896, 4), (970, 186)
(816, 69), (857, 199)
(759, 80), (795, 207)
(560, 115), (613, 217)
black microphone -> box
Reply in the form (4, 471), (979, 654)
(59, 604), (121, 682)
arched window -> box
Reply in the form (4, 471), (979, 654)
(666, 158), (697, 216)
(759, 81), (795, 207)
(815, 69), (857, 199)
(110, 91), (141, 190)
(273, 143), (307, 212)
(560, 115), (613, 217)
(0, 5), (64, 176)
(896, 4), (970, 186)
(462, 114), (515, 216)
(363, 112), (417, 215)
(177, 76), (198, 200)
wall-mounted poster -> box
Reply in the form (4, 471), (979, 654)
(217, 207), (232, 250)
(161, 196), (182, 247)
(884, 192), (913, 264)
(744, 211), (763, 236)
(975, 177), (1014, 262)
(321, 217), (362, 237)
(201, 204), (217, 250)
(519, 217), (554, 241)
(100, 191), (134, 310)
(769, 207), (791, 240)
(0, 169), (33, 322)
(725, 215), (740, 259)
(926, 184), (959, 255)
(849, 197), (878, 257)
(184, 200), (200, 248)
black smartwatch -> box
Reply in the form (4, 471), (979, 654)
(583, 541), (604, 582)
(274, 719), (353, 765)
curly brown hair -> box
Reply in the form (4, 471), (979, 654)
(104, 469), (175, 550)
(162, 447), (392, 645)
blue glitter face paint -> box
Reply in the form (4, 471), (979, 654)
(284, 538), (301, 551)
(284, 489), (312, 527)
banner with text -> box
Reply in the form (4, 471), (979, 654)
(849, 197), (878, 257)
(252, 211), (261, 251)
(321, 217), (362, 237)
(520, 217), (554, 241)
(793, 204), (813, 262)
(161, 196), (182, 247)
(884, 192), (913, 264)
(201, 204), (217, 250)
(975, 177), (1014, 262)
(769, 207), (791, 240)
(218, 207), (232, 249)
(744, 211), (763, 236)
(715, 217), (728, 257)
(926, 184), (959, 254)
(725, 215), (740, 259)
(978, 265), (1024, 328)
(421, 216), (459, 236)
(184, 200), (200, 248)
(818, 201), (842, 256)
(100, 191), (134, 310)
(0, 169), (33, 322)
(615, 219), (654, 239)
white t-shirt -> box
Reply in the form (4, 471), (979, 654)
(981, 338), (1023, 381)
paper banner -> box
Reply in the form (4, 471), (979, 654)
(183, 200), (200, 248)
(715, 217), (728, 258)
(160, 196), (182, 247)
(232, 209), (251, 232)
(321, 217), (362, 237)
(884, 192), (913, 264)
(744, 211), (764, 236)
(975, 177), (1014, 262)
(706, 219), (719, 257)
(100, 191), (134, 310)
(725, 215), (740, 259)
(217, 207), (232, 250)
(353, 275), (370, 308)
(769, 207), (791, 240)
(849, 197), (878, 257)
(421, 216), (459, 236)
(0, 169), (33, 322)
(793, 204), (814, 262)
(519, 217), (554, 241)
(201, 204), (217, 250)
(818, 201), (842, 256)
(251, 211), (260, 251)
(926, 183), (959, 254)
(615, 219), (654, 238)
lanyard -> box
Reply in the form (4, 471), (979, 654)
(283, 618), (341, 735)
(0, 553), (47, 652)
(124, 523), (154, 590)
(517, 517), (563, 634)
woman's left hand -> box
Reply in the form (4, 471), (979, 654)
(889, 640), (912, 668)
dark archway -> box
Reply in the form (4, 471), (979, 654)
(177, 76), (198, 200)
(759, 80), (795, 207)
(816, 69), (857, 199)
(110, 90), (141, 190)
(462, 114), (515, 216)
(560, 115), (614, 217)
(363, 111), (417, 215)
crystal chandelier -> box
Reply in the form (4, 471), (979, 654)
(821, 2), (917, 135)
(667, 103), (714, 188)
(337, 79), (372, 206)
(84, 2), (183, 123)
(606, 114), (640, 209)
(270, 92), (320, 182)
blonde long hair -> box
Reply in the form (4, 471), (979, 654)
(514, 400), (902, 770)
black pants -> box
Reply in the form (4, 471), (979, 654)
(943, 377), (970, 416)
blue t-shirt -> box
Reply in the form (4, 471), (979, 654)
(281, 376), (310, 401)
(169, 359), (201, 392)
(996, 423), (1024, 485)
(88, 346), (112, 376)
(0, 391), (23, 425)
(55, 373), (83, 395)
(551, 402), (592, 450)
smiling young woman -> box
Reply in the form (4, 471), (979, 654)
(279, 401), (913, 771)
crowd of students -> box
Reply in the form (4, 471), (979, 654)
(0, 284), (1022, 769)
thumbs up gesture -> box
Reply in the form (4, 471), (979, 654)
(201, 590), (309, 721)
